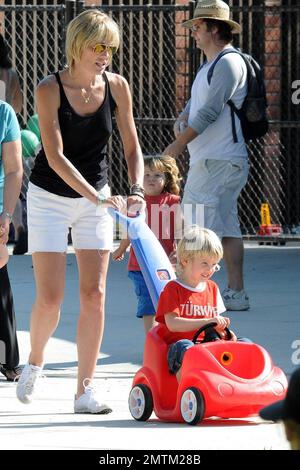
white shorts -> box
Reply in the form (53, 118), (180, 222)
(182, 158), (249, 238)
(27, 182), (113, 253)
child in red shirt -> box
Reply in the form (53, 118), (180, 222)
(113, 155), (182, 334)
(155, 225), (237, 380)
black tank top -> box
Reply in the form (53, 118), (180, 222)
(30, 71), (116, 197)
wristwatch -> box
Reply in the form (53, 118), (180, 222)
(0, 211), (13, 223)
(96, 194), (107, 205)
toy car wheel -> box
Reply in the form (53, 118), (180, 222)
(129, 384), (153, 421)
(180, 387), (205, 425)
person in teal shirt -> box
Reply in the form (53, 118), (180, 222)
(0, 100), (23, 381)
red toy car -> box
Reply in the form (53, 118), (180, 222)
(108, 209), (287, 425)
(129, 322), (288, 425)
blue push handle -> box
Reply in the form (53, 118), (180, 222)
(108, 207), (176, 309)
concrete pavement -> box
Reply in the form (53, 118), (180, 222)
(0, 243), (299, 450)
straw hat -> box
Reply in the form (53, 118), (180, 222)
(182, 0), (241, 34)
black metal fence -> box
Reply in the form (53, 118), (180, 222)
(0, 3), (66, 127)
(1, 1), (299, 237)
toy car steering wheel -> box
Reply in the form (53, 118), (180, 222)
(192, 322), (232, 344)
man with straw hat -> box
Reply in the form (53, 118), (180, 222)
(163, 0), (250, 311)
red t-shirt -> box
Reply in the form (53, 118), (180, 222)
(155, 279), (226, 343)
(128, 192), (181, 271)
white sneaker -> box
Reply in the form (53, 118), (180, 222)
(74, 379), (112, 414)
(16, 363), (42, 404)
(222, 288), (250, 311)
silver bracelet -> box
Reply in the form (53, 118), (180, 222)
(96, 194), (107, 205)
(0, 211), (13, 223)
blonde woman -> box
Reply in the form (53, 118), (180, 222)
(17, 10), (145, 413)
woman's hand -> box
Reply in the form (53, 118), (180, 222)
(126, 195), (146, 215)
(98, 194), (145, 215)
(103, 195), (127, 213)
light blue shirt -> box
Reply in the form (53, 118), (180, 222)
(0, 101), (21, 212)
(180, 52), (248, 164)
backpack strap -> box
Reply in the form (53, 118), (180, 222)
(207, 48), (239, 85)
(229, 105), (238, 143)
(196, 61), (208, 75)
(207, 48), (244, 143)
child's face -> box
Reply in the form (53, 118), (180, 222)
(181, 253), (220, 283)
(143, 165), (166, 196)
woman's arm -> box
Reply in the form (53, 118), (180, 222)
(36, 76), (103, 206)
(0, 139), (23, 244)
(109, 74), (144, 188)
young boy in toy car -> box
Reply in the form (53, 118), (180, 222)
(155, 225), (237, 381)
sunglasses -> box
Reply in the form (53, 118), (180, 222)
(92, 43), (118, 55)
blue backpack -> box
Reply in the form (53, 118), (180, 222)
(203, 48), (269, 142)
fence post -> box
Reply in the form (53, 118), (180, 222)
(76, 0), (85, 15)
(65, 0), (76, 25)
(188, 0), (196, 93)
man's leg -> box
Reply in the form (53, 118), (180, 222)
(218, 160), (250, 310)
(183, 159), (250, 310)
(222, 237), (244, 291)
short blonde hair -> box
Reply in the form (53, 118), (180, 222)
(144, 155), (181, 196)
(66, 9), (120, 74)
(177, 225), (223, 273)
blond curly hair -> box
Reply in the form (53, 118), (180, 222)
(144, 155), (181, 196)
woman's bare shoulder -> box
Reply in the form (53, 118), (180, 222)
(106, 71), (128, 88)
(37, 74), (59, 93)
(36, 74), (61, 109)
(105, 72), (130, 103)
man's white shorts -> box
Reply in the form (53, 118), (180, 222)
(182, 158), (249, 238)
(27, 182), (113, 253)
